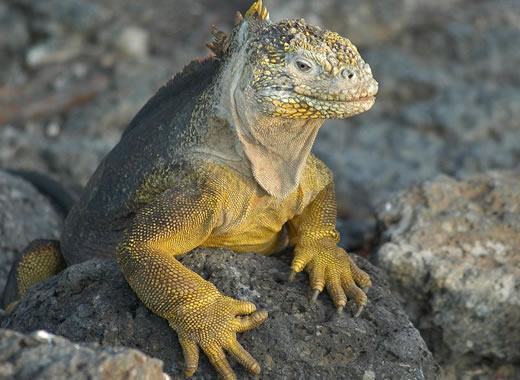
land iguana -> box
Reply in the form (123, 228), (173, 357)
(3, 1), (378, 378)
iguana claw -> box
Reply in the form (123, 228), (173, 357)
(291, 246), (371, 315)
(310, 289), (320, 304)
(354, 305), (364, 318)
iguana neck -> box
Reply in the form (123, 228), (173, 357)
(232, 110), (323, 199)
(194, 45), (325, 199)
(194, 110), (324, 199)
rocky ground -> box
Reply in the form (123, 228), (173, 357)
(377, 171), (520, 379)
(1, 247), (439, 380)
(0, 0), (519, 379)
(0, 329), (169, 380)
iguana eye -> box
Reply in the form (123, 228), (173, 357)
(295, 60), (312, 72)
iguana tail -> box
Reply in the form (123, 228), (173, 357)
(2, 170), (73, 312)
(5, 169), (75, 215)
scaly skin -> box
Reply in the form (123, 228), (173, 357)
(4, 1), (378, 379)
(116, 157), (371, 379)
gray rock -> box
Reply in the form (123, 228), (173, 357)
(2, 251), (439, 379)
(0, 3), (29, 87)
(402, 83), (520, 154)
(267, 0), (458, 47)
(0, 328), (169, 380)
(0, 4), (29, 53)
(63, 58), (173, 141)
(26, 36), (84, 67)
(376, 171), (520, 378)
(0, 170), (63, 304)
(16, 0), (110, 34)
(114, 26), (149, 60)
(314, 118), (445, 215)
(41, 137), (115, 187)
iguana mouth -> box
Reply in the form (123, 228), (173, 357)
(348, 95), (375, 102)
(304, 94), (376, 104)
(264, 88), (376, 105)
(293, 86), (375, 103)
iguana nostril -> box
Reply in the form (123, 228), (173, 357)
(342, 68), (355, 80)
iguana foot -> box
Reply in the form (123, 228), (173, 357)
(170, 295), (268, 379)
(290, 247), (371, 315)
(2, 239), (65, 310)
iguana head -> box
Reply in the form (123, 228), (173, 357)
(208, 0), (378, 199)
(209, 0), (378, 120)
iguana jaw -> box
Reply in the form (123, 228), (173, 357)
(255, 55), (379, 119)
(259, 88), (376, 119)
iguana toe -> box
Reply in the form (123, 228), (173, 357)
(179, 338), (199, 376)
(172, 296), (267, 379)
(294, 246), (370, 314)
(226, 340), (261, 375)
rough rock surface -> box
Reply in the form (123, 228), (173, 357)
(0, 328), (169, 380)
(2, 251), (439, 380)
(0, 170), (63, 304)
(376, 171), (520, 379)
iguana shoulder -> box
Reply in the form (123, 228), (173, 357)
(72, 58), (221, 216)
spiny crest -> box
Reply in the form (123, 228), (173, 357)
(206, 26), (229, 58)
(206, 0), (270, 58)
(245, 0), (270, 21)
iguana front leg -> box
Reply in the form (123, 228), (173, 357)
(116, 185), (267, 380)
(288, 182), (371, 315)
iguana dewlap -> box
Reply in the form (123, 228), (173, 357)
(4, 1), (378, 379)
